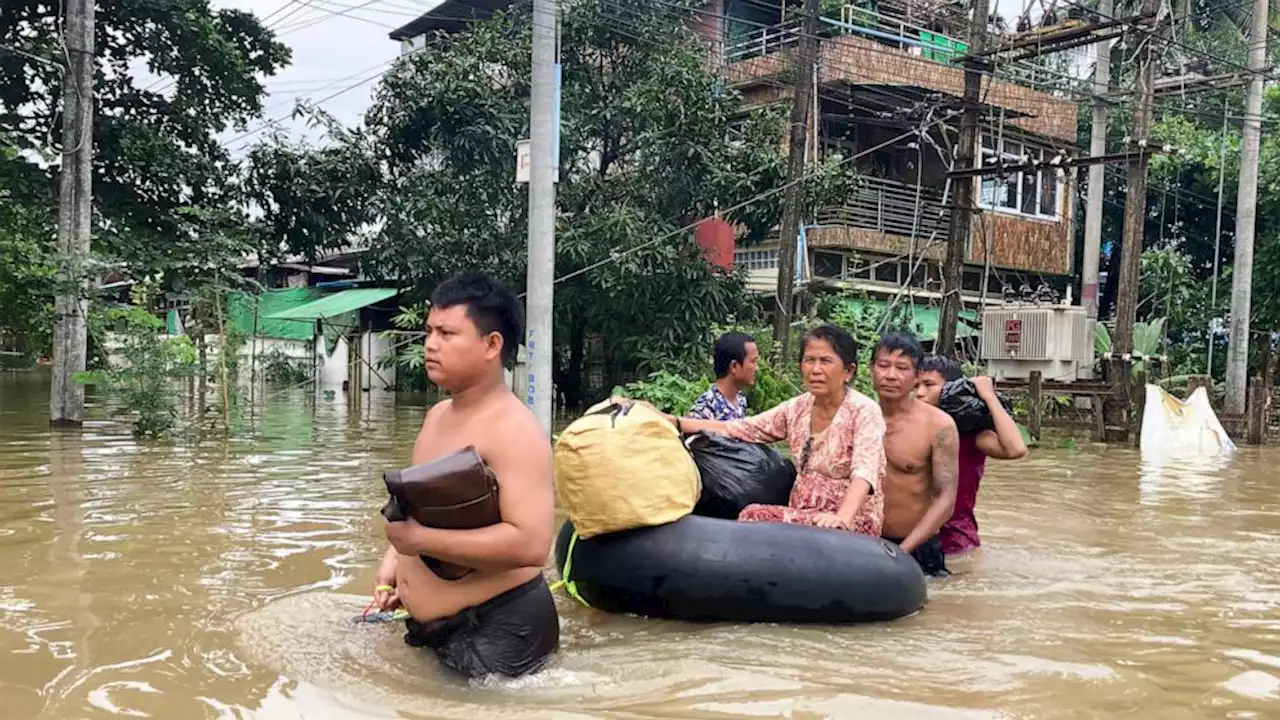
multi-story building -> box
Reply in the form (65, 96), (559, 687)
(390, 0), (1080, 336)
(702, 1), (1077, 311)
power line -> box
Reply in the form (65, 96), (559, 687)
(539, 111), (964, 292)
(275, 0), (401, 34)
(0, 42), (65, 70)
(215, 0), (1279, 160)
(141, 0), (405, 97)
(1055, 0), (1280, 82)
(222, 0), (969, 153)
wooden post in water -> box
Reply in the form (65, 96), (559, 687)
(1093, 392), (1106, 443)
(215, 292), (230, 436)
(1246, 376), (1267, 445)
(197, 331), (208, 417)
(1131, 370), (1147, 448)
(250, 294), (260, 419)
(1028, 370), (1043, 442)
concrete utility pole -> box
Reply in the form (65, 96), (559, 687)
(936, 0), (989, 355)
(771, 0), (820, 356)
(525, 0), (559, 435)
(1082, 0), (1114, 320)
(1109, 0), (1163, 432)
(1225, 0), (1269, 414)
(50, 0), (95, 427)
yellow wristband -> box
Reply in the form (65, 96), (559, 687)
(375, 584), (395, 593)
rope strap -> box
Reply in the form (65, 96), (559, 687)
(548, 529), (591, 608)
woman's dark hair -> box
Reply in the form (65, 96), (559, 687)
(919, 354), (964, 382)
(798, 324), (859, 369)
(713, 332), (756, 378)
(430, 272), (524, 368)
(873, 331), (924, 370)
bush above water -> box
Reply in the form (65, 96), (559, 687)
(74, 306), (200, 438)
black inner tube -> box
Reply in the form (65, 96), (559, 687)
(554, 515), (927, 624)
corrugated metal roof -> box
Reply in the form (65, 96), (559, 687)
(388, 0), (525, 40)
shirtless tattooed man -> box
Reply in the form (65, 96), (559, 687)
(870, 332), (959, 577)
(371, 273), (559, 679)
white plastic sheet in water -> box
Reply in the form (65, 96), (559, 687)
(1139, 384), (1238, 457)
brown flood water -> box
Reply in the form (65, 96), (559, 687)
(2, 374), (1279, 719)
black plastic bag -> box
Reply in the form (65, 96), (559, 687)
(938, 378), (1015, 436)
(684, 432), (796, 520)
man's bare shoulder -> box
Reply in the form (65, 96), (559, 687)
(422, 398), (453, 426)
(481, 394), (551, 458)
(416, 400), (452, 443)
(410, 400), (453, 464)
(924, 404), (958, 442)
(491, 393), (545, 435)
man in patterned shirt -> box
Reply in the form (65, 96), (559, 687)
(688, 332), (759, 421)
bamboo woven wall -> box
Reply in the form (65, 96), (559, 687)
(807, 226), (948, 260)
(968, 211), (1072, 275)
(724, 34), (1078, 142)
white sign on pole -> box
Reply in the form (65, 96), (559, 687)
(516, 139), (531, 184)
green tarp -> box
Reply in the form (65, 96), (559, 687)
(262, 288), (400, 356)
(227, 287), (322, 341)
(165, 308), (182, 335)
(837, 297), (979, 341)
(264, 288), (399, 322)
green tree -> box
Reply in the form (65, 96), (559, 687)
(240, 111), (381, 265)
(0, 134), (56, 356)
(0, 0), (290, 270)
(1133, 86), (1280, 382)
(1078, 0), (1280, 321)
(360, 0), (855, 406)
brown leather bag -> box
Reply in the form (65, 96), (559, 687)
(380, 446), (501, 580)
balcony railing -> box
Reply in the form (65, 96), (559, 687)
(724, 4), (1063, 90)
(816, 176), (950, 241)
(724, 18), (802, 64)
(724, 5), (967, 66)
(831, 5), (969, 64)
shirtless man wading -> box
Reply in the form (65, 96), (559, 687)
(370, 273), (559, 679)
(870, 332), (959, 577)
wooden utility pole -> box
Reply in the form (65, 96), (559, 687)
(50, 0), (96, 427)
(1082, 0), (1115, 320)
(772, 0), (820, 356)
(1108, 0), (1163, 435)
(936, 0), (989, 356)
(1225, 0), (1269, 414)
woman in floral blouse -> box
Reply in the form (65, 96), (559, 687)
(641, 324), (887, 536)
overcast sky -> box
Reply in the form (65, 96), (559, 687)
(209, 0), (435, 153)
(206, 0), (1057, 153)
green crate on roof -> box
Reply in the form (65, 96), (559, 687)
(919, 30), (941, 61)
(918, 31), (968, 64)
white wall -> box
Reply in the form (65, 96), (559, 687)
(316, 336), (349, 387)
(102, 329), (416, 395)
(509, 344), (529, 399)
(359, 331), (398, 391)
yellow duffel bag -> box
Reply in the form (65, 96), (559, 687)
(554, 399), (701, 539)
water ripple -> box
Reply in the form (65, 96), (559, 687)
(0, 378), (1278, 718)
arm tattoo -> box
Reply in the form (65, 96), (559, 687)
(931, 424), (960, 498)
